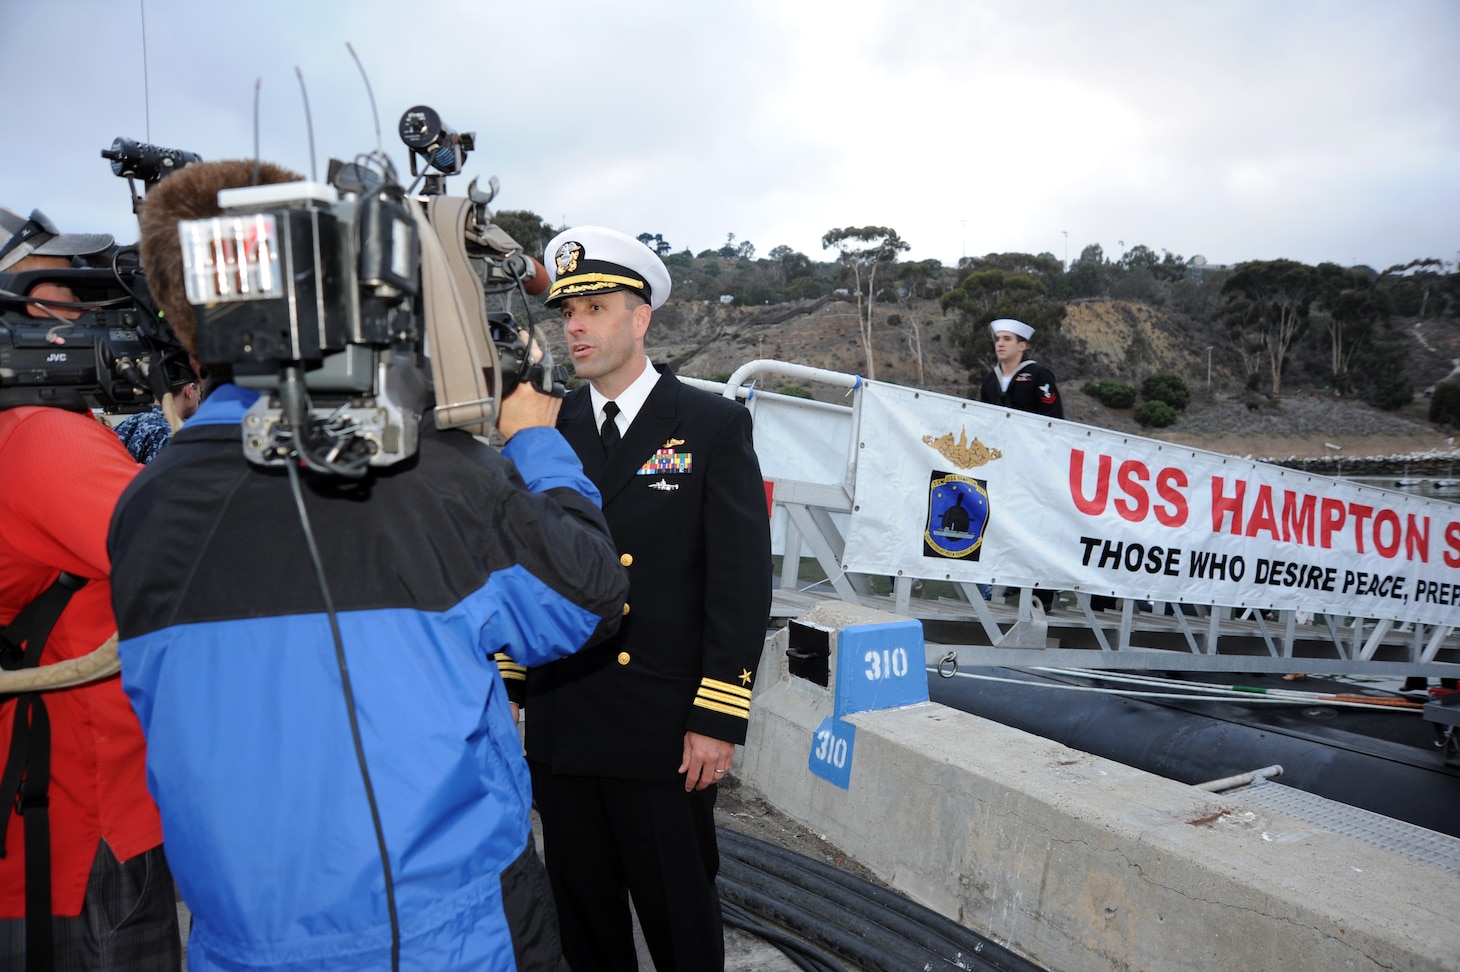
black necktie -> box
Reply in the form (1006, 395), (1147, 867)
(600, 401), (621, 455)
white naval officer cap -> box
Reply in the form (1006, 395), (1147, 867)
(989, 318), (1034, 341)
(543, 226), (672, 311)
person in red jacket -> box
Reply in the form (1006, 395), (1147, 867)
(0, 218), (180, 970)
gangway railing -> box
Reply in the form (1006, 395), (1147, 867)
(689, 362), (1460, 680)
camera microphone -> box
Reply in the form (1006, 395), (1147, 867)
(102, 138), (203, 185)
(398, 106), (474, 177)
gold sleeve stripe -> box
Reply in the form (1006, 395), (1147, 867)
(697, 687), (751, 709)
(699, 678), (752, 700)
(693, 697), (751, 719)
(493, 653), (526, 680)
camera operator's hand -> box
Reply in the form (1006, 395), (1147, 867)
(497, 378), (562, 441)
(496, 331), (560, 440)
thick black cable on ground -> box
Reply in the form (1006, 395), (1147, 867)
(721, 899), (845, 972)
(718, 826), (1045, 972)
(721, 857), (962, 971)
(721, 827), (981, 953)
(718, 871), (925, 972)
(722, 836), (975, 966)
(719, 827), (1039, 972)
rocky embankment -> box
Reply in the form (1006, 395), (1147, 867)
(1141, 396), (1459, 475)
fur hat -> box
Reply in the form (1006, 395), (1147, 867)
(138, 159), (302, 357)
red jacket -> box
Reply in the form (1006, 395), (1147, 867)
(0, 407), (159, 916)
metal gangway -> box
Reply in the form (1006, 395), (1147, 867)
(688, 360), (1460, 682)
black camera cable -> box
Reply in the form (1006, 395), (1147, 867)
(284, 458), (401, 972)
(108, 246), (155, 319)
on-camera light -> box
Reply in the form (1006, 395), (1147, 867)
(178, 214), (283, 305)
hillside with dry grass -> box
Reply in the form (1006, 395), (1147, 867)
(529, 294), (1460, 466)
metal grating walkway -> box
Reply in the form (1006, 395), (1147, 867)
(1236, 780), (1460, 873)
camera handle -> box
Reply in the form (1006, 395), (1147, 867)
(413, 196), (503, 437)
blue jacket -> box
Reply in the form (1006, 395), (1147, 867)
(109, 385), (627, 971)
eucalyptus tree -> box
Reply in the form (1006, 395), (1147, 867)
(821, 225), (910, 379)
(1220, 259), (1320, 396)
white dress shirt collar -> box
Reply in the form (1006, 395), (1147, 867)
(589, 357), (659, 435)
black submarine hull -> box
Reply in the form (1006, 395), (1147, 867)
(928, 668), (1460, 837)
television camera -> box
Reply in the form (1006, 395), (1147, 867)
(178, 103), (559, 478)
(0, 164), (190, 414)
(0, 109), (558, 479)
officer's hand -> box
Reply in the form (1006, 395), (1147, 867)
(497, 379), (561, 441)
(680, 732), (734, 792)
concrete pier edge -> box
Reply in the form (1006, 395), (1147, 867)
(739, 601), (1460, 972)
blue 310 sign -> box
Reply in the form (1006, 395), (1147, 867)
(833, 619), (927, 718)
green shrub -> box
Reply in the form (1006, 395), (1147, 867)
(1141, 372), (1191, 411)
(1430, 382), (1460, 426)
(1134, 400), (1178, 428)
(779, 385), (813, 399)
(1082, 379), (1137, 409)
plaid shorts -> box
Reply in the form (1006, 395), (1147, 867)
(0, 840), (182, 971)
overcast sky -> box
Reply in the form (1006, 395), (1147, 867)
(4, 0), (1456, 273)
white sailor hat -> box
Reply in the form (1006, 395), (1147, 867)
(989, 318), (1034, 341)
(543, 226), (672, 311)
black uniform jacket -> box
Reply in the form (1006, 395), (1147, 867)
(515, 366), (772, 781)
(980, 360), (1064, 419)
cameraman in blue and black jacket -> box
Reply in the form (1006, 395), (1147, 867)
(108, 159), (628, 972)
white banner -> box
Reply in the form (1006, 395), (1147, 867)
(748, 392), (852, 486)
(749, 392), (855, 557)
(842, 380), (1460, 626)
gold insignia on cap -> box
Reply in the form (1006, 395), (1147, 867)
(922, 427), (1002, 469)
(554, 241), (583, 276)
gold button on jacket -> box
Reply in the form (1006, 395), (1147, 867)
(617, 652), (631, 666)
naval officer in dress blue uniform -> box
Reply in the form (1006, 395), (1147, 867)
(509, 226), (772, 971)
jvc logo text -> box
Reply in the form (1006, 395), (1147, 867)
(46, 352), (67, 362)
